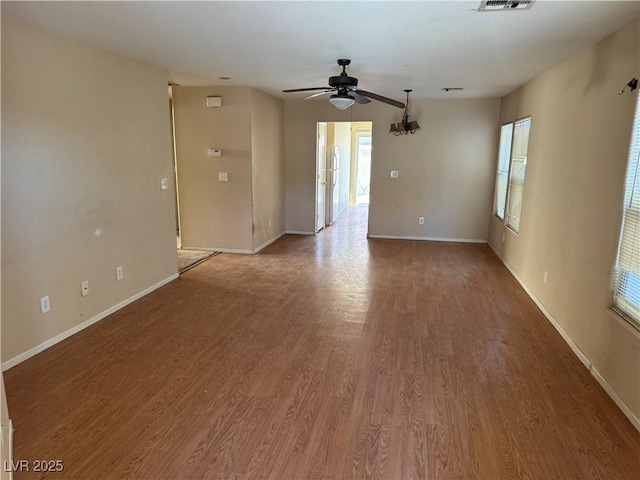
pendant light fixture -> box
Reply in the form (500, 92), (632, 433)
(389, 90), (420, 135)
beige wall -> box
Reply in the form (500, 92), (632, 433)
(285, 98), (500, 238)
(488, 19), (640, 419)
(1, 17), (178, 364)
(250, 89), (286, 249)
(173, 86), (254, 251)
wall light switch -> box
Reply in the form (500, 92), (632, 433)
(208, 148), (222, 157)
(81, 280), (89, 297)
(160, 177), (168, 190)
(390, 170), (399, 178)
(219, 172), (229, 182)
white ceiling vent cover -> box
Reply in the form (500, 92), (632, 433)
(479, 0), (534, 11)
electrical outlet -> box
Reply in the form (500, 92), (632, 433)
(160, 177), (168, 190)
(390, 170), (399, 178)
(219, 172), (229, 182)
(418, 217), (425, 225)
(502, 232), (506, 242)
(544, 271), (549, 284)
(116, 266), (123, 281)
(40, 296), (50, 314)
(268, 219), (272, 228)
(81, 280), (89, 297)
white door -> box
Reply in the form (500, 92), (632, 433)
(316, 123), (327, 232)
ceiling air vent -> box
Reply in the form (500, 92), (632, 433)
(479, 0), (534, 11)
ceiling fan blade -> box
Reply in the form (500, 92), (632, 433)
(356, 90), (405, 109)
(350, 91), (371, 104)
(282, 87), (329, 93)
(302, 90), (333, 100)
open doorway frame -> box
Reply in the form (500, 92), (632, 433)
(315, 122), (328, 232)
(168, 84), (181, 248)
(349, 122), (373, 206)
(315, 121), (373, 232)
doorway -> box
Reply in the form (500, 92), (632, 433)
(170, 85), (217, 272)
(316, 121), (373, 231)
(169, 85), (181, 247)
(316, 122), (328, 232)
(351, 124), (372, 205)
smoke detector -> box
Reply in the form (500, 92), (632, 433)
(479, 0), (534, 11)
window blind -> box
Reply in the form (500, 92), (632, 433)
(506, 117), (531, 232)
(494, 123), (513, 220)
(614, 94), (640, 327)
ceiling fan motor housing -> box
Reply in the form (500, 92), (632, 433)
(329, 75), (358, 88)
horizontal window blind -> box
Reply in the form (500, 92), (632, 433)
(614, 93), (640, 327)
(494, 123), (513, 220)
(506, 117), (531, 232)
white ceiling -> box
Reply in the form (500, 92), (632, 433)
(3, 1), (639, 101)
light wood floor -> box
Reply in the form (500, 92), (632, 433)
(5, 207), (639, 479)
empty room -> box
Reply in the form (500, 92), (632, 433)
(1, 1), (639, 479)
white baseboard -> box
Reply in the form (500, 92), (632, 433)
(367, 234), (487, 244)
(1, 273), (179, 371)
(285, 231), (316, 236)
(213, 248), (254, 254)
(182, 246), (253, 254)
(489, 244), (640, 432)
(254, 232), (286, 254)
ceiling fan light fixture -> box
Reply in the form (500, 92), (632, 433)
(329, 94), (355, 110)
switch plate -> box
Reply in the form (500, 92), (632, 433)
(160, 177), (168, 190)
(40, 296), (50, 314)
(219, 172), (229, 182)
(418, 217), (425, 225)
(81, 280), (89, 297)
(116, 266), (123, 281)
(390, 170), (399, 178)
(544, 271), (548, 284)
(208, 148), (222, 157)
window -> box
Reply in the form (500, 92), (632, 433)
(613, 94), (640, 328)
(494, 123), (513, 219)
(506, 117), (531, 232)
(493, 117), (531, 232)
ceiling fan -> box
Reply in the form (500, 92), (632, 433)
(282, 59), (405, 110)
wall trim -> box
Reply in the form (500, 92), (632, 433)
(285, 231), (316, 236)
(254, 231), (286, 254)
(7, 419), (13, 480)
(181, 246), (253, 255)
(489, 244), (640, 432)
(1, 273), (179, 371)
(367, 234), (487, 244)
